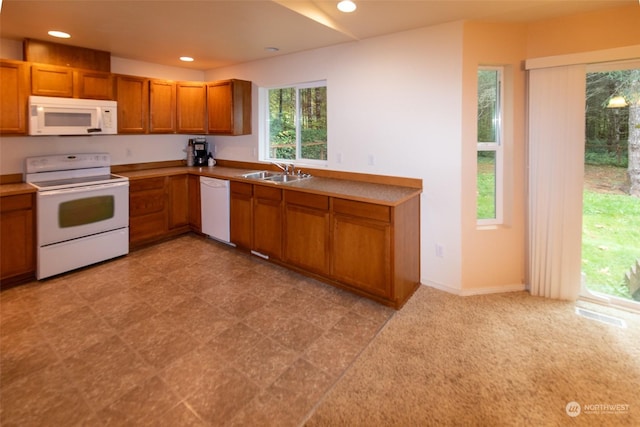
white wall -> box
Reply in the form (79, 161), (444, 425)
(205, 22), (465, 291)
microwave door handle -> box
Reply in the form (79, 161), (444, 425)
(87, 108), (103, 133)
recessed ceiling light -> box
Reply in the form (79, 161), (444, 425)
(337, 0), (356, 13)
(179, 56), (194, 62)
(264, 47), (279, 52)
(48, 30), (71, 39)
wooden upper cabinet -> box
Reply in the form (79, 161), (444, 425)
(31, 63), (113, 99)
(31, 64), (73, 97)
(75, 70), (113, 100)
(115, 75), (149, 134)
(150, 79), (176, 133)
(176, 81), (206, 134)
(0, 60), (29, 135)
(207, 79), (251, 135)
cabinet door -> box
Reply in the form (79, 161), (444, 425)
(150, 79), (176, 133)
(331, 199), (392, 298)
(168, 175), (189, 230)
(176, 81), (206, 133)
(31, 64), (74, 97)
(253, 185), (282, 259)
(0, 194), (35, 281)
(116, 75), (149, 133)
(230, 181), (252, 249)
(188, 174), (201, 232)
(207, 79), (251, 135)
(283, 191), (330, 274)
(75, 70), (113, 99)
(0, 60), (29, 134)
(129, 177), (167, 246)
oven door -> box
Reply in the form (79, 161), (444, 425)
(37, 181), (129, 246)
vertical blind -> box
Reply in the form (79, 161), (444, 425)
(527, 65), (586, 300)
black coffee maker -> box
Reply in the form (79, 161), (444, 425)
(192, 138), (208, 166)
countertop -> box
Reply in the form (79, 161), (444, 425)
(1, 165), (422, 206)
(120, 166), (421, 206)
(0, 182), (36, 197)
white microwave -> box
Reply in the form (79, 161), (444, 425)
(28, 96), (118, 136)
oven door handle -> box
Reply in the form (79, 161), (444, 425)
(38, 181), (129, 196)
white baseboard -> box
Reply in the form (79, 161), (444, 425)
(422, 281), (527, 296)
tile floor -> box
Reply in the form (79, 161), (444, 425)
(0, 234), (395, 426)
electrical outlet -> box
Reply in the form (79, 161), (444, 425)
(368, 154), (375, 166)
(337, 152), (343, 164)
(435, 244), (444, 258)
(126, 148), (132, 157)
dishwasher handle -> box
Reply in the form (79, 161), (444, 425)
(200, 177), (229, 188)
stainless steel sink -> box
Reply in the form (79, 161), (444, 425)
(242, 171), (281, 179)
(265, 174), (304, 183)
(242, 170), (312, 183)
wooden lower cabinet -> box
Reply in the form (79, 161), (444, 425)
(253, 185), (282, 259)
(129, 177), (167, 246)
(331, 196), (421, 307)
(0, 193), (36, 285)
(332, 200), (392, 298)
(188, 175), (201, 232)
(168, 175), (189, 230)
(125, 172), (420, 308)
(129, 174), (191, 248)
(283, 190), (330, 275)
(230, 181), (253, 249)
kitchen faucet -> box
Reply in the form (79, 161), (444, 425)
(272, 161), (295, 175)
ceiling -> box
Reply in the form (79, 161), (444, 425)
(0, 0), (634, 70)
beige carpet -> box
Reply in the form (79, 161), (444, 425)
(306, 286), (640, 426)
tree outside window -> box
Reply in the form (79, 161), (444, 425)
(477, 67), (503, 224)
(267, 82), (327, 163)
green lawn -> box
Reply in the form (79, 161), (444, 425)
(477, 163), (639, 300)
(582, 190), (640, 299)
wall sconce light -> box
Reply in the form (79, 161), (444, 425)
(607, 96), (628, 108)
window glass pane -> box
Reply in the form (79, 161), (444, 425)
(268, 87), (296, 160)
(477, 151), (496, 219)
(477, 70), (498, 143)
(300, 86), (327, 161)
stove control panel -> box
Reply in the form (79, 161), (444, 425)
(25, 153), (111, 174)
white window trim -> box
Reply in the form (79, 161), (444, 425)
(477, 66), (504, 226)
(259, 80), (328, 168)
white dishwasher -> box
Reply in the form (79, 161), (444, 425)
(200, 177), (231, 244)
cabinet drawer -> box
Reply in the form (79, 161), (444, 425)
(285, 191), (328, 210)
(332, 198), (390, 222)
(231, 181), (252, 196)
(254, 185), (281, 201)
(1, 194), (33, 212)
(130, 177), (165, 192)
(130, 191), (165, 216)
